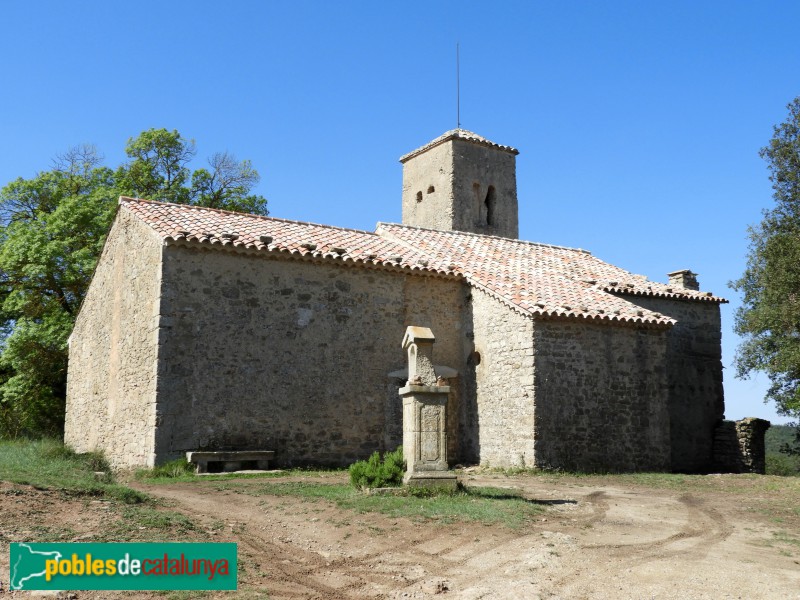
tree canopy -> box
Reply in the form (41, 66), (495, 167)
(0, 130), (267, 437)
(118, 128), (268, 214)
(732, 96), (800, 427)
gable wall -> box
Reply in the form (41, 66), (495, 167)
(531, 320), (671, 471)
(154, 246), (467, 467)
(462, 288), (536, 467)
(65, 208), (163, 467)
(628, 297), (724, 472)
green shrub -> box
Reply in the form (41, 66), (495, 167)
(766, 453), (800, 476)
(349, 447), (404, 489)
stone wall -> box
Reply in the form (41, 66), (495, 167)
(384, 278), (468, 462)
(531, 320), (671, 472)
(632, 297), (724, 472)
(451, 139), (518, 239)
(65, 209), (163, 467)
(154, 244), (467, 467)
(402, 140), (456, 232)
(462, 288), (535, 467)
(66, 207), (725, 474)
(712, 418), (771, 474)
(401, 137), (518, 239)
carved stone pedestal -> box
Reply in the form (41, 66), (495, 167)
(400, 385), (458, 489)
(400, 327), (458, 490)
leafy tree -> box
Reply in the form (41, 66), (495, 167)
(191, 151), (267, 214)
(0, 147), (118, 436)
(118, 129), (194, 204)
(732, 96), (800, 452)
(118, 128), (268, 214)
(0, 131), (267, 437)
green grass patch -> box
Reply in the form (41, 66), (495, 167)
(98, 504), (198, 542)
(0, 438), (147, 503)
(0, 439), (209, 544)
(136, 457), (196, 480)
(485, 467), (699, 489)
(493, 467), (797, 489)
(218, 481), (544, 528)
(136, 465), (347, 485)
(21, 524), (79, 542)
(773, 530), (800, 549)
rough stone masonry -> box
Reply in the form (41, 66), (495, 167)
(65, 128), (767, 473)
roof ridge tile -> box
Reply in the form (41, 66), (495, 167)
(398, 128), (519, 163)
(120, 196), (379, 237)
(376, 222), (592, 254)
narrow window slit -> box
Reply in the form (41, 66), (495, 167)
(484, 185), (496, 226)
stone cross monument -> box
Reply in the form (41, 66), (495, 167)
(399, 326), (458, 489)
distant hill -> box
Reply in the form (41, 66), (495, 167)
(766, 424), (799, 454)
(765, 424), (800, 475)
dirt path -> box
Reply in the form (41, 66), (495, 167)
(129, 474), (800, 599)
(2, 473), (798, 599)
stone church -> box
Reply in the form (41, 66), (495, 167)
(65, 129), (746, 473)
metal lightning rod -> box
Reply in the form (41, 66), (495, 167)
(456, 42), (461, 129)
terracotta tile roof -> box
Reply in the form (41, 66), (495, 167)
(399, 129), (519, 163)
(600, 282), (725, 302)
(119, 197), (457, 276)
(377, 224), (726, 327)
(120, 197), (725, 328)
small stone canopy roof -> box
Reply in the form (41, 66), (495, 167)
(120, 197), (726, 328)
(399, 129), (519, 163)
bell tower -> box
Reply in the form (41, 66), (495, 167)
(399, 129), (519, 239)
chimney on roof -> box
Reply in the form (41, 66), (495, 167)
(667, 270), (699, 291)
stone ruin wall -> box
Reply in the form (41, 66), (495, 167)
(65, 209), (163, 467)
(531, 319), (671, 472)
(712, 417), (771, 474)
(155, 244), (467, 467)
(632, 297), (725, 472)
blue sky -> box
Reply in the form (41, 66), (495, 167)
(1, 1), (799, 423)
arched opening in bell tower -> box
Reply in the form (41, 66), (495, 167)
(484, 186), (496, 226)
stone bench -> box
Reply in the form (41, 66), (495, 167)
(185, 451), (275, 474)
